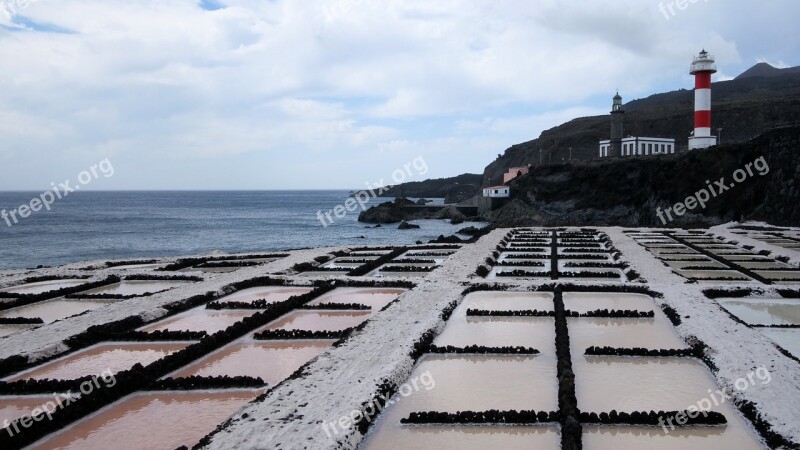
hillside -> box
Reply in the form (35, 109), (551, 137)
(376, 173), (482, 202)
(483, 63), (800, 186)
(486, 126), (800, 227)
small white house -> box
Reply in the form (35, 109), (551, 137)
(483, 186), (510, 198)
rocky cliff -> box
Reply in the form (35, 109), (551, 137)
(486, 126), (800, 227)
(483, 63), (800, 186)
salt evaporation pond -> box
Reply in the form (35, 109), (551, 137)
(574, 357), (764, 449)
(215, 286), (314, 304)
(169, 340), (333, 385)
(663, 260), (727, 270)
(676, 270), (750, 281)
(29, 390), (260, 450)
(139, 307), (257, 334)
(0, 324), (35, 337)
(257, 310), (374, 333)
(582, 425), (760, 450)
(737, 261), (791, 270)
(0, 395), (71, 424)
(306, 287), (407, 310)
(759, 328), (800, 357)
(459, 291), (554, 312)
(359, 355), (559, 449)
(361, 425), (561, 450)
(111, 263), (164, 271)
(486, 266), (550, 280)
(717, 299), (800, 325)
(562, 292), (656, 314)
(0, 279), (88, 295)
(755, 271), (800, 282)
(568, 317), (687, 353)
(0, 299), (114, 324)
(7, 342), (189, 381)
(434, 316), (556, 356)
(79, 280), (189, 297)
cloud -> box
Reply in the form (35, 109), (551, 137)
(0, 0), (798, 188)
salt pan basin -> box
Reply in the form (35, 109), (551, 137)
(7, 342), (189, 381)
(563, 292), (656, 314)
(755, 270), (800, 282)
(78, 280), (189, 297)
(759, 328), (800, 357)
(0, 279), (88, 295)
(717, 298), (800, 326)
(487, 266), (551, 280)
(306, 287), (407, 310)
(169, 340), (333, 385)
(29, 390), (259, 450)
(216, 286), (314, 304)
(676, 270), (750, 281)
(0, 299), (114, 324)
(361, 425), (561, 450)
(359, 355), (559, 449)
(664, 260), (727, 270)
(459, 291), (554, 312)
(0, 324), (36, 337)
(257, 310), (373, 333)
(583, 425), (763, 450)
(568, 317), (687, 353)
(576, 357), (764, 450)
(139, 307), (257, 334)
(434, 315), (556, 357)
(112, 263), (164, 271)
(0, 395), (71, 424)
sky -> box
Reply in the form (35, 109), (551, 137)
(0, 0), (798, 190)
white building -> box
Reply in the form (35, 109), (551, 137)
(600, 137), (676, 157)
(483, 186), (510, 198)
(598, 92), (677, 158)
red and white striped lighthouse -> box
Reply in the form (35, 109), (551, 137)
(688, 49), (718, 150)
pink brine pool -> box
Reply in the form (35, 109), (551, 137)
(0, 279), (88, 295)
(306, 287), (407, 310)
(257, 310), (373, 333)
(138, 308), (257, 334)
(169, 340), (333, 385)
(0, 299), (114, 324)
(217, 286), (315, 304)
(0, 395), (72, 424)
(29, 390), (260, 450)
(7, 342), (189, 382)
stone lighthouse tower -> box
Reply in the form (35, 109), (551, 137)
(688, 49), (718, 149)
(610, 92), (624, 156)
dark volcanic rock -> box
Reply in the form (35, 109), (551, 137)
(398, 221), (421, 230)
(485, 126), (800, 227)
(457, 226), (481, 236)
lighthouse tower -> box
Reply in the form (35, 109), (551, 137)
(610, 92), (624, 157)
(688, 50), (718, 150)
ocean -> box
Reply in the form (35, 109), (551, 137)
(0, 191), (485, 270)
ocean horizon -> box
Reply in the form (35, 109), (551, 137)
(0, 190), (482, 270)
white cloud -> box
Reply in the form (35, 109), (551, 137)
(0, 0), (798, 188)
